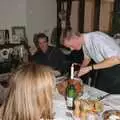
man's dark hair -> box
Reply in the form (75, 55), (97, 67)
(33, 33), (48, 48)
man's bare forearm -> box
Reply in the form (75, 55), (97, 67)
(92, 57), (120, 70)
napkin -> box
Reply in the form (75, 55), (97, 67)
(102, 95), (120, 110)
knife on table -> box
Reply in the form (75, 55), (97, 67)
(98, 93), (111, 101)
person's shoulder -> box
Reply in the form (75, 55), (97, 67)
(86, 31), (111, 40)
(85, 31), (105, 45)
(48, 45), (65, 56)
(32, 51), (43, 57)
(84, 31), (99, 39)
(88, 31), (110, 37)
(32, 51), (39, 56)
(48, 46), (55, 51)
(86, 31), (103, 35)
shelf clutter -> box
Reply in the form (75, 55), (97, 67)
(0, 42), (30, 74)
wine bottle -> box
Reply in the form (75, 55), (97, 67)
(66, 84), (77, 110)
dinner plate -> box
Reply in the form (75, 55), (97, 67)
(54, 71), (61, 77)
(56, 76), (67, 84)
(102, 110), (120, 120)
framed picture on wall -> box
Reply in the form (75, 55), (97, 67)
(11, 26), (27, 44)
(0, 30), (5, 45)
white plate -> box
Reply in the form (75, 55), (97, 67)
(103, 110), (120, 120)
(54, 70), (61, 77)
(56, 76), (67, 84)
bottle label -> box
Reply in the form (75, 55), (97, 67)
(67, 97), (73, 107)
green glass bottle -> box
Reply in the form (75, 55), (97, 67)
(66, 84), (77, 110)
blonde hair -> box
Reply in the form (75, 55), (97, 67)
(2, 64), (55, 120)
(63, 29), (81, 41)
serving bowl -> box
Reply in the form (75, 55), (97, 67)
(56, 78), (84, 96)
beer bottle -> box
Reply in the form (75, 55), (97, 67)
(66, 84), (76, 110)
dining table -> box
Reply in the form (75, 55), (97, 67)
(54, 80), (120, 120)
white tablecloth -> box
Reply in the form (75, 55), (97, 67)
(54, 85), (108, 119)
(54, 85), (120, 119)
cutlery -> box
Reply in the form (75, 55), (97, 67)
(98, 93), (111, 101)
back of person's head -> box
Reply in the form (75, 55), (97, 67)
(33, 33), (49, 49)
(63, 29), (81, 42)
(2, 63), (55, 120)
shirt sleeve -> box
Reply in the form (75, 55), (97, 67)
(100, 45), (120, 59)
(82, 45), (90, 60)
(93, 32), (120, 59)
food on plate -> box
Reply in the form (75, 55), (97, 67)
(79, 99), (103, 113)
(73, 99), (103, 119)
(74, 99), (81, 117)
(56, 80), (67, 96)
(103, 110), (120, 120)
(80, 111), (87, 120)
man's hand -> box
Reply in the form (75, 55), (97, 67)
(78, 66), (92, 77)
